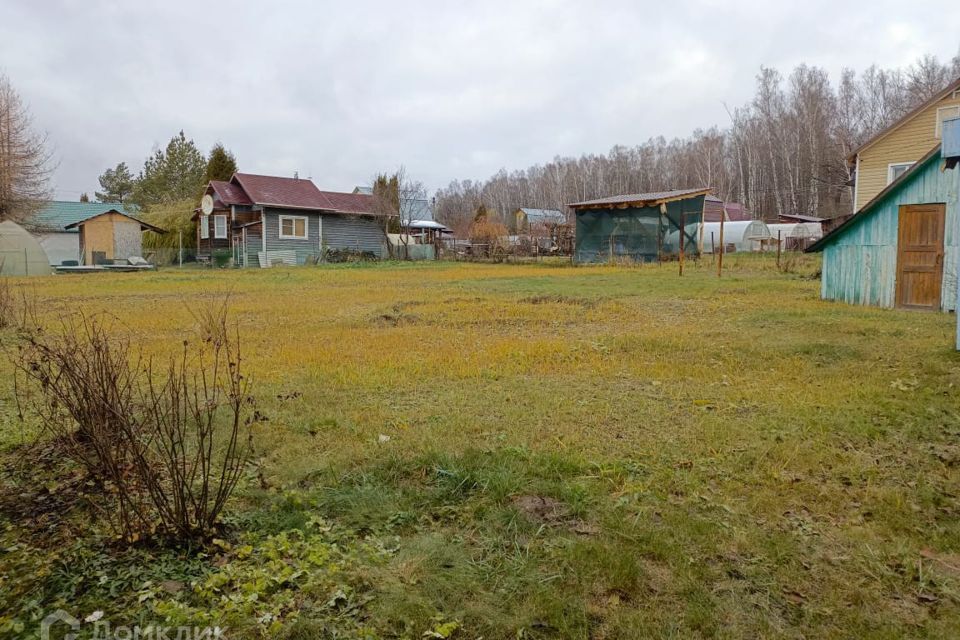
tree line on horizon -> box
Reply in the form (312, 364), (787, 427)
(433, 52), (960, 234)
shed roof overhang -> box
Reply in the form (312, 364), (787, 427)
(64, 209), (168, 234)
(568, 188), (712, 210)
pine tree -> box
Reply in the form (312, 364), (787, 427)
(95, 162), (135, 203)
(204, 143), (238, 183)
(79, 192), (89, 202)
(131, 131), (206, 207)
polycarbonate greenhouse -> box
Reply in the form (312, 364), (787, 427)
(570, 189), (709, 263)
(0, 219), (51, 276)
(700, 220), (772, 253)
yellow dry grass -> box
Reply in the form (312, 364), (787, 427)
(2, 256), (959, 637)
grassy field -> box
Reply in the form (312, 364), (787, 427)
(2, 256), (960, 638)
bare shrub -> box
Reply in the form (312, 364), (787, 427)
(190, 292), (231, 346)
(469, 218), (509, 258)
(13, 299), (256, 543)
(0, 278), (37, 333)
(0, 278), (14, 330)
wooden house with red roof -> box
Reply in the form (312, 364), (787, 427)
(195, 173), (387, 266)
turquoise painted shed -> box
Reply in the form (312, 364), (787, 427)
(808, 145), (958, 311)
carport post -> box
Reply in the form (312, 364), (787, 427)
(679, 212), (685, 276)
(717, 215), (725, 277)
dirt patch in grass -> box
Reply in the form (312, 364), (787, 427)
(511, 494), (599, 535)
(372, 301), (429, 327)
(511, 494), (568, 522)
(521, 294), (597, 308)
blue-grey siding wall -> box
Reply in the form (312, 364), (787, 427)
(322, 215), (386, 257)
(263, 208), (320, 253)
(821, 157), (958, 310)
(259, 208), (385, 265)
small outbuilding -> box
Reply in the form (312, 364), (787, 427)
(25, 201), (135, 265)
(569, 189), (709, 263)
(512, 208), (565, 233)
(807, 144), (958, 311)
(0, 219), (52, 276)
(65, 210), (166, 266)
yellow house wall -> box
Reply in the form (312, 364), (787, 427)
(855, 91), (960, 209)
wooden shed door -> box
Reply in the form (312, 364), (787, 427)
(896, 204), (946, 310)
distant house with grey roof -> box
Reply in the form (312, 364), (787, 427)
(352, 186), (449, 246)
(512, 208), (565, 233)
(24, 200), (135, 265)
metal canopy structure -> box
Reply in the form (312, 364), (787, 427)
(570, 189), (709, 264)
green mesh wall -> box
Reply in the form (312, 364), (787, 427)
(573, 197), (704, 264)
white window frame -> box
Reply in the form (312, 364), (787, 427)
(278, 214), (308, 240)
(887, 162), (914, 185)
(214, 214), (228, 239)
(935, 105), (960, 138)
(200, 214), (210, 239)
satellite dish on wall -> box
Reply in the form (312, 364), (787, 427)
(201, 194), (214, 215)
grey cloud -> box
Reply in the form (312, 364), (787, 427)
(1, 0), (956, 198)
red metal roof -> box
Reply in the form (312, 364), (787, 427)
(210, 180), (253, 206)
(232, 173), (328, 210)
(317, 190), (379, 215)
(723, 202), (752, 222)
(227, 173), (379, 215)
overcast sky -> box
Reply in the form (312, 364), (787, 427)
(2, 0), (958, 200)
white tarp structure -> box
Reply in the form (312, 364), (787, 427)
(700, 220), (771, 253)
(0, 219), (52, 276)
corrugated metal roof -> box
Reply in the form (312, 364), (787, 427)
(779, 213), (824, 223)
(568, 188), (711, 208)
(26, 200), (135, 233)
(405, 219), (448, 230)
(518, 208), (564, 224)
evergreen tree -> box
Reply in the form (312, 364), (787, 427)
(131, 131), (206, 207)
(204, 143), (238, 183)
(95, 162), (135, 203)
(79, 193), (89, 202)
